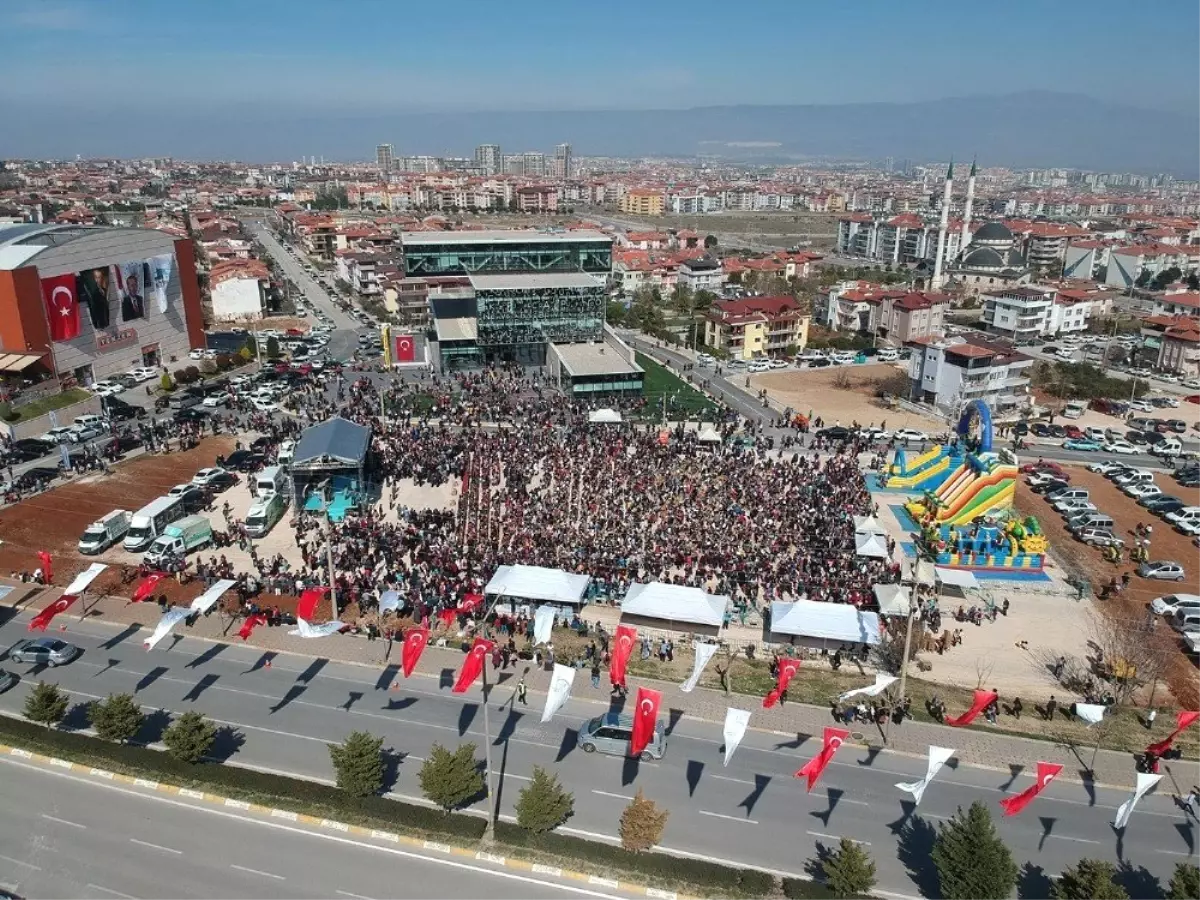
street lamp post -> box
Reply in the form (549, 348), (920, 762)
(478, 588), (507, 843)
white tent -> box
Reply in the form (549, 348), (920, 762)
(588, 408), (623, 424)
(620, 582), (728, 628)
(873, 583), (912, 617)
(485, 564), (590, 605)
(697, 425), (722, 444)
(770, 599), (881, 646)
(854, 515), (887, 535)
(934, 567), (979, 590)
(855, 532), (890, 558)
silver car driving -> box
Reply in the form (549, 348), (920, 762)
(578, 713), (667, 760)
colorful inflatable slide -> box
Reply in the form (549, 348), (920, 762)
(883, 444), (961, 491)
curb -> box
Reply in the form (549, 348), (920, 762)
(0, 741), (694, 900)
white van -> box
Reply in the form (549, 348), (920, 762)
(1166, 507), (1200, 528)
(277, 440), (296, 467)
(255, 465), (286, 498)
(245, 491), (287, 538)
(1063, 400), (1087, 419)
(1153, 438), (1182, 458)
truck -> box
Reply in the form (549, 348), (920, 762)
(255, 465), (286, 498)
(78, 509), (132, 555)
(143, 515), (213, 567)
(124, 496), (185, 552)
(244, 491), (287, 538)
(1063, 400), (1087, 419)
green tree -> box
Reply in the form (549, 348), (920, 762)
(159, 372), (173, 392)
(24, 681), (68, 728)
(704, 234), (718, 249)
(328, 730), (385, 797)
(514, 766), (575, 834)
(88, 693), (145, 744)
(265, 336), (280, 358)
(1168, 863), (1200, 900)
(618, 788), (668, 852)
(606, 300), (628, 327)
(418, 742), (483, 813)
(163, 711), (217, 764)
(931, 801), (1018, 900)
(1052, 859), (1128, 900)
(820, 837), (878, 898)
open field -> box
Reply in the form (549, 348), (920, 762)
(602, 210), (840, 248)
(750, 364), (942, 429)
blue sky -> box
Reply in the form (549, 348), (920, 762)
(1, 0), (1196, 114)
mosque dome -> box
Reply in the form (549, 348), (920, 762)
(971, 221), (1014, 245)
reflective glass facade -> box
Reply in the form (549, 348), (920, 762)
(474, 281), (605, 366)
(404, 237), (612, 278)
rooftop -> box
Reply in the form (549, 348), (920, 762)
(434, 317), (479, 343)
(468, 272), (603, 291)
(401, 229), (611, 246)
(552, 342), (644, 378)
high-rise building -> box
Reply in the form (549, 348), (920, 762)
(555, 143), (573, 180)
(376, 144), (394, 172)
(474, 144), (501, 176)
(521, 151), (546, 178)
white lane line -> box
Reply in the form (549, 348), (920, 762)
(231, 863), (286, 880)
(0, 854), (41, 871)
(1157, 849), (1192, 856)
(42, 813), (86, 828)
(87, 884), (137, 899)
(336, 891), (375, 900)
(808, 831), (870, 845)
(1046, 835), (1101, 845)
(839, 798), (870, 806)
(709, 774), (754, 785)
(591, 790), (634, 800)
(698, 810), (757, 825)
(129, 837), (182, 854)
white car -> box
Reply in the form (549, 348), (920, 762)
(201, 394), (229, 408)
(767, 359), (789, 370)
(128, 366), (158, 382)
(188, 349), (206, 360)
(1129, 399), (1154, 412)
(1125, 483), (1162, 500)
(1182, 379), (1200, 390)
(748, 361), (771, 373)
(1150, 593), (1200, 617)
(230, 375), (250, 387)
(39, 426), (77, 444)
(91, 379), (125, 395)
(167, 483), (195, 497)
(894, 428), (929, 442)
(1103, 439), (1138, 455)
(1055, 499), (1097, 516)
(252, 398), (278, 412)
(1088, 460), (1126, 475)
(192, 467), (231, 487)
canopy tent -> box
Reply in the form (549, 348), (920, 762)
(292, 416), (371, 469)
(769, 599), (881, 648)
(873, 583), (912, 617)
(934, 567), (979, 590)
(853, 515), (887, 535)
(620, 582), (729, 631)
(485, 564), (590, 606)
(855, 531), (890, 558)
(914, 559), (937, 587)
(587, 408), (623, 424)
(696, 425), (722, 444)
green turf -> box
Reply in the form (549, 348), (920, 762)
(635, 352), (718, 418)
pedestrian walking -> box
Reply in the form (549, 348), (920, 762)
(516, 678), (528, 706)
(1045, 695), (1058, 721)
(1184, 786), (1199, 819)
(590, 661), (601, 689)
(1011, 697), (1023, 719)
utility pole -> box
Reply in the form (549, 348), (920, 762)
(885, 586), (918, 746)
(479, 587), (507, 843)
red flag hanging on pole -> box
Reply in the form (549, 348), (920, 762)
(237, 613), (268, 641)
(452, 637), (495, 693)
(131, 572), (166, 603)
(458, 593), (484, 616)
(795, 727), (850, 791)
(402, 627), (430, 677)
(29, 594), (79, 631)
(630, 687), (662, 757)
(296, 587), (324, 621)
(944, 689), (998, 727)
(763, 657), (801, 708)
(41, 274), (82, 342)
(1146, 710), (1200, 757)
(609, 624), (637, 688)
(36, 551), (53, 584)
(999, 761), (1063, 816)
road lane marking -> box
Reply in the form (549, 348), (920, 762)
(42, 813), (86, 828)
(808, 831), (870, 845)
(698, 810), (758, 825)
(87, 884), (137, 899)
(1046, 835), (1101, 845)
(336, 891), (375, 899)
(1157, 849), (1192, 856)
(129, 838), (182, 854)
(839, 798), (870, 806)
(591, 790), (634, 800)
(0, 854), (40, 871)
(709, 774), (755, 785)
(231, 864), (285, 880)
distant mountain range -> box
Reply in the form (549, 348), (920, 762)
(4, 91), (1196, 174)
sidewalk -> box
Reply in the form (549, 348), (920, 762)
(3, 580), (1161, 790)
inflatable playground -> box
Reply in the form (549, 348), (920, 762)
(887, 400), (1048, 574)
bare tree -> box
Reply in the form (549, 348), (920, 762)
(974, 658), (996, 691)
(1086, 614), (1176, 708)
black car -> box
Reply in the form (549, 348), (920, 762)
(249, 436), (274, 452)
(13, 437), (55, 456)
(1013, 422), (1029, 436)
(175, 486), (209, 514)
(173, 407), (209, 423)
(223, 449), (265, 472)
(816, 426), (852, 441)
(3, 444), (47, 463)
(104, 401), (145, 422)
(1032, 478), (1069, 495)
(1047, 424), (1066, 438)
(206, 470), (239, 492)
(1031, 423), (1051, 437)
(1125, 430), (1152, 446)
(111, 432), (143, 453)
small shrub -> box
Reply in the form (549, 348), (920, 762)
(163, 711), (217, 763)
(1169, 863), (1200, 900)
(185, 365), (201, 382)
(782, 876), (838, 899)
(418, 742), (483, 812)
(24, 681), (69, 728)
(328, 730), (384, 798)
(515, 766), (574, 833)
(619, 788), (668, 852)
(820, 837), (877, 898)
(172, 368), (189, 385)
(88, 693), (144, 744)
(215, 353), (234, 370)
(1052, 859), (1128, 900)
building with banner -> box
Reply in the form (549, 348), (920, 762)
(0, 223), (204, 387)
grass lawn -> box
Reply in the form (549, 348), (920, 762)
(635, 352), (718, 419)
(0, 386), (91, 423)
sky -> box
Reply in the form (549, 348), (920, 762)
(1, 0), (1196, 115)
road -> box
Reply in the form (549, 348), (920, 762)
(1, 613), (1194, 897)
(0, 758), (636, 900)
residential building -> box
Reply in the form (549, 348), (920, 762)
(399, 229), (613, 278)
(1061, 240), (1112, 280)
(1006, 221), (1090, 273)
(515, 185), (559, 213)
(474, 144), (502, 176)
(520, 152), (546, 178)
(980, 285), (1057, 343)
(376, 144), (394, 172)
(836, 213), (961, 265)
(209, 258), (269, 322)
(1104, 242), (1200, 289)
(554, 143), (573, 180)
(704, 295), (810, 360)
(823, 283), (948, 344)
(619, 189), (664, 217)
(1141, 314), (1200, 376)
(1153, 290), (1200, 317)
(907, 336), (1033, 415)
(677, 255), (724, 293)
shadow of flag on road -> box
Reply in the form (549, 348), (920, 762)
(1038, 816), (1056, 852)
(458, 703), (478, 736)
(1000, 763), (1024, 792)
(185, 643), (225, 669)
(100, 624), (140, 650)
(809, 787), (843, 828)
(686, 759), (704, 797)
(243, 651), (276, 674)
(556, 728), (578, 763)
(135, 666), (169, 693)
(295, 658), (326, 684)
(739, 774), (770, 817)
(270, 684), (306, 715)
(182, 673), (219, 703)
(375, 664), (400, 691)
(887, 798), (917, 835)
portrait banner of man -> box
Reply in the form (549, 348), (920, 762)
(118, 259), (147, 321)
(75, 266), (113, 330)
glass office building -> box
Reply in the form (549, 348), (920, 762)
(468, 272), (605, 366)
(401, 229), (612, 278)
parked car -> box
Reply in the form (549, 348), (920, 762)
(1102, 439), (1138, 455)
(0, 669), (18, 693)
(1087, 460), (1126, 475)
(8, 637), (81, 667)
(1125, 483), (1162, 500)
(1150, 593), (1200, 617)
(1137, 561), (1186, 582)
(1062, 425), (1084, 439)
(1020, 460), (1067, 477)
(894, 428), (929, 442)
(1031, 478), (1070, 496)
(816, 426), (852, 441)
(192, 467), (238, 491)
(1142, 496), (1186, 515)
(1063, 439), (1102, 452)
(1076, 528), (1123, 547)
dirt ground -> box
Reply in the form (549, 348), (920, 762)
(751, 364), (942, 430)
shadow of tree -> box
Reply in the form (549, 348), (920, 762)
(896, 813), (939, 899)
(804, 839), (835, 879)
(1114, 860), (1162, 899)
(1016, 861), (1053, 899)
(381, 746), (407, 793)
(136, 708), (172, 745)
(457, 703), (478, 736)
(207, 725), (245, 762)
(58, 701), (93, 732)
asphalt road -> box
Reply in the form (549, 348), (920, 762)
(0, 758), (636, 900)
(1, 614), (1194, 897)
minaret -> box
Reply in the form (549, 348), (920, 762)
(959, 157), (977, 253)
(931, 159), (953, 290)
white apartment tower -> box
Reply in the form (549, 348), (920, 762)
(474, 144), (502, 176)
(555, 142), (573, 180)
(376, 143), (394, 172)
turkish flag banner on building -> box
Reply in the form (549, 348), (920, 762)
(630, 687), (662, 758)
(1000, 761), (1063, 816)
(763, 657), (801, 708)
(402, 627), (430, 677)
(609, 624), (637, 687)
(452, 637), (495, 693)
(41, 274), (82, 342)
(36, 551), (53, 584)
(394, 334), (415, 363)
(795, 726), (850, 792)
(237, 614), (268, 641)
(1146, 710), (1200, 757)
(29, 594), (79, 631)
(944, 689), (999, 727)
(131, 572), (166, 603)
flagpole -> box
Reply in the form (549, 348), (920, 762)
(885, 594), (917, 745)
(479, 587), (507, 844)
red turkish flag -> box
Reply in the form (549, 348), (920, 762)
(402, 627), (430, 677)
(999, 761), (1063, 816)
(795, 726), (850, 791)
(630, 687), (662, 757)
(452, 637), (495, 693)
(29, 594), (79, 631)
(41, 274), (81, 342)
(609, 624), (637, 687)
(296, 587), (325, 621)
(131, 573), (166, 603)
(237, 613), (268, 641)
(394, 334), (415, 363)
(37, 551), (53, 584)
(944, 689), (998, 727)
(458, 593), (484, 615)
(1146, 710), (1200, 757)
(763, 657), (801, 708)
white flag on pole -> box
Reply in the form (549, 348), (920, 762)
(533, 606), (555, 646)
(1113, 772), (1161, 830)
(63, 563), (107, 596)
(838, 673), (899, 702)
(288, 618), (345, 638)
(144, 607), (190, 650)
(541, 663), (576, 724)
(896, 745), (955, 805)
(723, 708), (752, 767)
(1075, 703), (1106, 726)
(681, 642), (718, 693)
(189, 578), (237, 614)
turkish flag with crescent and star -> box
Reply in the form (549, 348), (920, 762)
(630, 686), (662, 757)
(402, 626), (431, 677)
(452, 637), (495, 693)
(795, 726), (850, 791)
(394, 334), (415, 363)
(609, 624), (637, 687)
(41, 274), (82, 342)
(999, 761), (1063, 816)
(237, 613), (268, 641)
(131, 572), (166, 603)
(1146, 710), (1200, 757)
(763, 657), (801, 708)
(28, 594), (79, 631)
